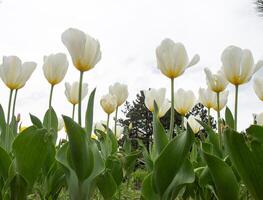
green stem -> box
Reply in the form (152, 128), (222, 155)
(208, 108), (211, 128)
(7, 89), (14, 126)
(48, 85), (54, 132)
(216, 92), (221, 134)
(114, 106), (118, 136)
(12, 89), (18, 119)
(234, 85), (239, 131)
(106, 114), (110, 133)
(72, 104), (76, 120)
(169, 78), (175, 139)
(181, 115), (184, 130)
(78, 71), (84, 126)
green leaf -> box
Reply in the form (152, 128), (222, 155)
(85, 88), (96, 138)
(12, 126), (50, 186)
(153, 126), (194, 197)
(225, 107), (234, 129)
(0, 104), (6, 131)
(123, 151), (140, 177)
(63, 116), (94, 182)
(0, 146), (11, 180)
(224, 128), (263, 200)
(202, 149), (239, 200)
(142, 173), (159, 200)
(10, 174), (27, 200)
(105, 157), (123, 186)
(97, 170), (117, 200)
(246, 125), (263, 143)
(153, 102), (168, 154)
(29, 113), (43, 128)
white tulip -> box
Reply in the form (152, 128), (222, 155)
(211, 90), (229, 111)
(57, 118), (64, 131)
(256, 113), (263, 125)
(0, 56), (36, 90)
(43, 53), (68, 85)
(156, 39), (200, 79)
(198, 88), (215, 109)
(65, 81), (88, 105)
(94, 121), (107, 133)
(100, 94), (117, 114)
(174, 89), (196, 116)
(112, 125), (124, 140)
(204, 68), (228, 93)
(109, 82), (128, 106)
(184, 115), (202, 134)
(221, 45), (263, 85)
(144, 88), (170, 118)
(61, 28), (101, 72)
(253, 77), (263, 101)
(91, 133), (98, 140)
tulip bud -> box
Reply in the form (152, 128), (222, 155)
(91, 133), (98, 140)
(0, 56), (36, 90)
(94, 121), (107, 133)
(256, 112), (263, 126)
(174, 89), (196, 116)
(204, 68), (228, 93)
(57, 118), (64, 132)
(100, 94), (117, 115)
(43, 53), (68, 85)
(61, 28), (101, 72)
(109, 82), (128, 106)
(253, 77), (263, 101)
(65, 82), (88, 105)
(221, 45), (263, 85)
(211, 90), (229, 111)
(184, 115), (202, 134)
(144, 88), (170, 118)
(156, 39), (200, 79)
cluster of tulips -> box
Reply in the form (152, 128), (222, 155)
(0, 27), (262, 200)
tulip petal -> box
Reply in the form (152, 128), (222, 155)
(239, 49), (254, 84)
(187, 54), (200, 68)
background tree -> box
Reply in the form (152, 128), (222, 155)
(255, 0), (263, 15)
(119, 90), (216, 150)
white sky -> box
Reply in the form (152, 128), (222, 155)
(0, 0), (263, 131)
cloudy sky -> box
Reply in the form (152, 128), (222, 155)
(0, 0), (263, 131)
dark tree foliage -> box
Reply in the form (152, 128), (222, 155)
(255, 0), (263, 15)
(119, 91), (216, 150)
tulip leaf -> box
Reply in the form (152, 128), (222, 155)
(12, 126), (50, 186)
(63, 115), (94, 182)
(224, 128), (263, 200)
(85, 88), (96, 138)
(246, 125), (263, 143)
(10, 174), (27, 200)
(97, 170), (117, 200)
(0, 104), (6, 133)
(123, 151), (140, 177)
(153, 102), (168, 154)
(152, 125), (194, 197)
(142, 173), (160, 200)
(105, 156), (123, 186)
(225, 107), (234, 129)
(29, 113), (43, 128)
(202, 148), (239, 200)
(0, 146), (11, 180)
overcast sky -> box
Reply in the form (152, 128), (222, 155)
(0, 0), (263, 131)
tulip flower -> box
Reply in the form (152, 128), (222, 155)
(62, 28), (101, 126)
(109, 82), (128, 135)
(144, 88), (170, 118)
(253, 77), (263, 101)
(100, 94), (117, 131)
(204, 68), (228, 93)
(198, 88), (215, 127)
(211, 90), (229, 112)
(57, 118), (64, 132)
(0, 56), (36, 126)
(94, 121), (107, 133)
(65, 81), (88, 120)
(256, 112), (263, 126)
(174, 88), (196, 116)
(112, 125), (124, 140)
(156, 38), (199, 138)
(221, 45), (263, 130)
(184, 115), (202, 134)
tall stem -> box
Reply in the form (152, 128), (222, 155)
(7, 89), (14, 126)
(72, 104), (76, 120)
(48, 85), (54, 132)
(114, 106), (118, 136)
(234, 85), (239, 131)
(106, 114), (110, 133)
(208, 108), (211, 128)
(78, 71), (84, 126)
(11, 89), (18, 119)
(216, 92), (221, 134)
(181, 115), (184, 130)
(169, 78), (175, 139)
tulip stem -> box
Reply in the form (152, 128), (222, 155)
(106, 114), (110, 133)
(234, 85), (238, 131)
(7, 89), (14, 126)
(78, 71), (84, 126)
(114, 106), (118, 136)
(72, 104), (76, 120)
(11, 89), (18, 120)
(48, 85), (54, 132)
(181, 115), (184, 130)
(216, 92), (221, 133)
(208, 108), (211, 128)
(169, 78), (175, 140)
